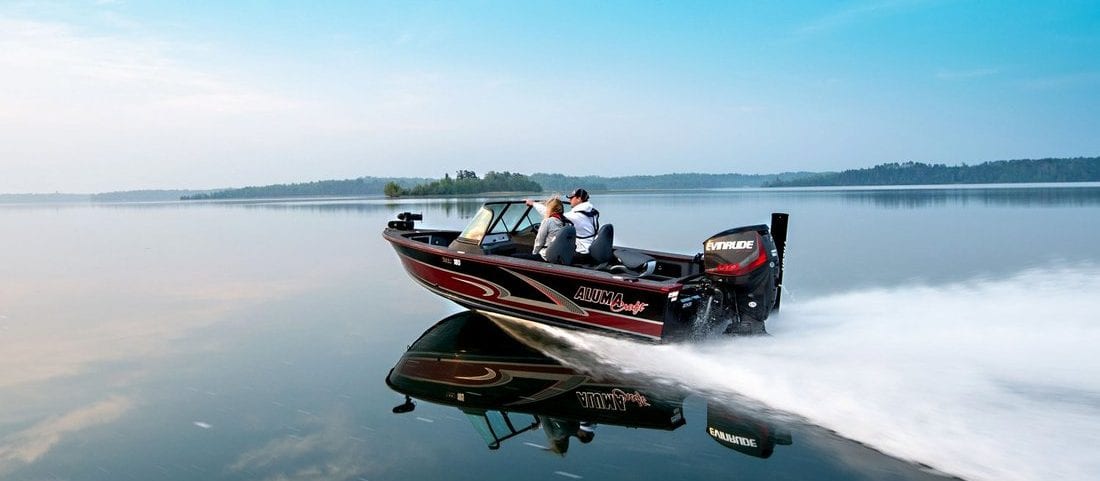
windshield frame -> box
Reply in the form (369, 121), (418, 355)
(456, 201), (539, 244)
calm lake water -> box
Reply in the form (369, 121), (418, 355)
(2, 185), (1099, 481)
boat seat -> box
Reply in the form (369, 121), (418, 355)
(586, 224), (615, 267)
(543, 225), (576, 265)
(609, 248), (657, 277)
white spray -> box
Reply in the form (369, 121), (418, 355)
(498, 266), (1100, 481)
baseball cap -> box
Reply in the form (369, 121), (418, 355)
(567, 188), (589, 201)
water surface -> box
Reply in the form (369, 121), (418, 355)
(2, 185), (1098, 481)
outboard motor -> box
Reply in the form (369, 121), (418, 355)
(694, 213), (788, 335)
(705, 401), (792, 459)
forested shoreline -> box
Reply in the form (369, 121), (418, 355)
(529, 172), (818, 191)
(182, 157), (1097, 200)
(766, 157), (1100, 187)
(180, 177), (430, 200)
(8, 157), (1096, 203)
(384, 171), (541, 197)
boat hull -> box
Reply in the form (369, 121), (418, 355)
(385, 229), (687, 341)
(386, 311), (687, 429)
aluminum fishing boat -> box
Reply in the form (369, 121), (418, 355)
(383, 200), (788, 341)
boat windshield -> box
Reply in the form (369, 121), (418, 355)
(492, 203), (539, 235)
(463, 410), (539, 450)
(458, 207), (495, 242)
(457, 202), (539, 244)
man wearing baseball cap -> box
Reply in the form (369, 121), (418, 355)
(525, 188), (600, 257)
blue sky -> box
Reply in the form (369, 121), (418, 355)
(1, 1), (1098, 192)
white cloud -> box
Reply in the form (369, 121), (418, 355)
(0, 16), (312, 192)
(0, 396), (133, 473)
(0, 275), (322, 393)
(229, 411), (429, 481)
(0, 18), (300, 117)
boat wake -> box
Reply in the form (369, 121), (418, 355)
(491, 265), (1100, 481)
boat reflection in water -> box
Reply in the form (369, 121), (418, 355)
(385, 310), (791, 458)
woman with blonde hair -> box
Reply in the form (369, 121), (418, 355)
(520, 195), (567, 261)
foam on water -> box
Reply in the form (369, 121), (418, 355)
(500, 266), (1100, 481)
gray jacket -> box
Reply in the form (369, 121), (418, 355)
(533, 216), (565, 260)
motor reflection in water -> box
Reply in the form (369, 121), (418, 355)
(386, 310), (791, 458)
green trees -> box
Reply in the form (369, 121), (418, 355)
(176, 157), (1100, 201)
(527, 172), (817, 191)
(177, 172), (542, 200)
(180, 176), (430, 200)
(397, 170), (542, 196)
(383, 181), (402, 198)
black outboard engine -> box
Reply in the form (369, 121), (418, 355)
(694, 213), (788, 335)
(705, 401), (792, 459)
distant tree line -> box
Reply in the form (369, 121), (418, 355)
(765, 157), (1100, 187)
(0, 193), (91, 203)
(96, 190), (217, 202)
(181, 177), (430, 200)
(172, 156), (1100, 201)
(529, 172), (817, 191)
(385, 171), (542, 197)
(3, 190), (219, 203)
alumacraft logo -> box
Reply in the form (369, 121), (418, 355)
(576, 389), (651, 411)
(573, 286), (648, 315)
(705, 240), (755, 251)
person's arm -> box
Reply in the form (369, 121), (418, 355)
(526, 200), (548, 217)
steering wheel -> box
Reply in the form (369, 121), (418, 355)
(517, 223), (539, 236)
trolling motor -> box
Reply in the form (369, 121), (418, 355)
(388, 212), (423, 230)
(684, 213), (788, 336)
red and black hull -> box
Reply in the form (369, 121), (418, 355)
(386, 311), (687, 429)
(385, 228), (691, 341)
(386, 311), (791, 456)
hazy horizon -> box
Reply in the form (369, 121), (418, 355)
(2, 169), (808, 195)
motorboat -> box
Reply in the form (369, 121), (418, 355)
(383, 200), (789, 341)
(386, 310), (791, 457)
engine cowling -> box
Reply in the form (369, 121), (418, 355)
(704, 225), (772, 277)
(702, 225), (780, 333)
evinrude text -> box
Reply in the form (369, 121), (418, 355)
(705, 240), (755, 251)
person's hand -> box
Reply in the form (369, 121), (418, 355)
(525, 199), (535, 206)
